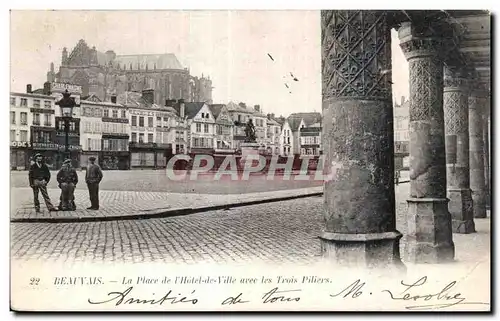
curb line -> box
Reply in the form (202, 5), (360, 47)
(10, 192), (323, 224)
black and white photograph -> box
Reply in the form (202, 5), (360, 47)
(8, 7), (492, 312)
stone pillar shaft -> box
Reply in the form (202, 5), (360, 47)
(398, 22), (454, 263)
(469, 91), (488, 218)
(320, 10), (403, 269)
(443, 67), (475, 233)
(483, 113), (490, 209)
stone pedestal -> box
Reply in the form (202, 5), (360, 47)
(443, 66), (475, 233)
(320, 10), (404, 271)
(239, 142), (261, 168)
(469, 90), (488, 218)
(399, 21), (455, 263)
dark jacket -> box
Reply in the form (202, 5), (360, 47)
(28, 163), (51, 186)
(86, 164), (103, 184)
(57, 167), (79, 185)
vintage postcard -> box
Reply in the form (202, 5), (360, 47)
(9, 9), (491, 312)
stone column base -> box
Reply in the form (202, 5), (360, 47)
(448, 188), (476, 234)
(319, 231), (405, 272)
(471, 189), (487, 218)
(452, 219), (476, 234)
(406, 198), (455, 263)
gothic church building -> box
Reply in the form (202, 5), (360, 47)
(47, 39), (213, 104)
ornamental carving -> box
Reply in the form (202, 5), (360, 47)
(399, 38), (443, 59)
(443, 66), (468, 91)
(444, 91), (468, 135)
(408, 57), (443, 122)
(321, 10), (392, 100)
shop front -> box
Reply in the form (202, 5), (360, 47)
(100, 151), (130, 170)
(29, 142), (60, 170)
(129, 142), (172, 169)
(10, 141), (31, 170)
(80, 151), (100, 169)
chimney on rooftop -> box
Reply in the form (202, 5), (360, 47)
(166, 99), (176, 107)
(178, 99), (185, 118)
(142, 89), (154, 105)
(26, 84), (32, 94)
(254, 105), (260, 112)
(111, 94), (117, 104)
(43, 82), (51, 95)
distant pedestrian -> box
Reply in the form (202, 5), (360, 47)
(85, 156), (103, 210)
(29, 153), (58, 212)
(57, 159), (78, 211)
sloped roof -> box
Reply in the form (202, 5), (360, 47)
(267, 118), (280, 126)
(208, 104), (225, 119)
(113, 54), (184, 70)
(184, 102), (206, 119)
(116, 91), (142, 107)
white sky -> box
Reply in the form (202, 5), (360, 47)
(10, 10), (409, 117)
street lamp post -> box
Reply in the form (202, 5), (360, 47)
(56, 89), (76, 162)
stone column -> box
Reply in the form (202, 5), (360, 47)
(469, 88), (488, 218)
(319, 10), (404, 270)
(443, 66), (475, 233)
(398, 22), (455, 263)
(482, 110), (490, 209)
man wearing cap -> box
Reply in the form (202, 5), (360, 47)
(57, 159), (79, 211)
(28, 153), (58, 212)
(85, 156), (103, 210)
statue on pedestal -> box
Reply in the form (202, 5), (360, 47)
(244, 119), (257, 143)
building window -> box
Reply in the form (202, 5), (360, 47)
(10, 130), (15, 141)
(139, 116), (144, 127)
(10, 97), (15, 106)
(20, 130), (28, 142)
(33, 113), (40, 125)
(148, 133), (153, 143)
(201, 113), (205, 118)
(148, 117), (153, 127)
(131, 132), (137, 143)
(396, 118), (403, 130)
(33, 99), (41, 108)
(44, 100), (51, 108)
(164, 117), (169, 127)
(20, 98), (27, 107)
(103, 109), (109, 118)
(112, 110), (118, 118)
(238, 115), (241, 122)
(157, 116), (162, 127)
(44, 114), (51, 126)
(204, 124), (209, 133)
(103, 140), (109, 150)
(10, 112), (15, 124)
(196, 123), (201, 132)
(121, 110), (126, 118)
(139, 133), (144, 143)
(132, 115), (137, 126)
(70, 121), (76, 132)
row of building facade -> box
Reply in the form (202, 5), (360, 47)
(10, 83), (323, 170)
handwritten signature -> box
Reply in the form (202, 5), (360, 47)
(381, 276), (489, 310)
(221, 287), (301, 305)
(88, 286), (198, 306)
(330, 277), (489, 311)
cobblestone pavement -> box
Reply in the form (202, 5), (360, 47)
(11, 183), (490, 265)
(10, 186), (321, 220)
(10, 169), (323, 194)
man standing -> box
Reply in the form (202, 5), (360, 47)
(85, 156), (103, 210)
(57, 159), (78, 211)
(29, 153), (58, 212)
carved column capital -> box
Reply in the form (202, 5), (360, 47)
(398, 21), (447, 60)
(443, 66), (469, 93)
